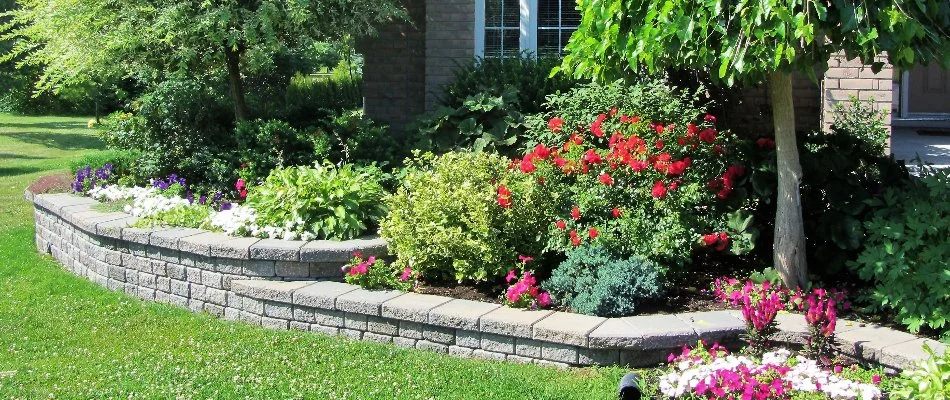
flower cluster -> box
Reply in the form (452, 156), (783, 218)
(659, 343), (882, 399)
(804, 288), (840, 361)
(342, 253), (417, 291)
(72, 164), (115, 193)
(502, 256), (551, 309)
(701, 231), (730, 251)
(152, 173), (187, 192)
(740, 284), (783, 356)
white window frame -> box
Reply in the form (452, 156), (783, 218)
(474, 0), (538, 58)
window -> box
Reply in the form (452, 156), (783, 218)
(475, 0), (581, 57)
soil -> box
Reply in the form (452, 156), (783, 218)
(27, 172), (73, 195)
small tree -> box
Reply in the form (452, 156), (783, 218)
(559, 0), (950, 288)
(2, 0), (407, 121)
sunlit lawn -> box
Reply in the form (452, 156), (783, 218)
(0, 114), (636, 399)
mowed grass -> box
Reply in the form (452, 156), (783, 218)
(0, 114), (634, 399)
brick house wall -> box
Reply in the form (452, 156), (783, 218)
(424, 0), (476, 110)
(721, 74), (822, 136)
(821, 52), (895, 149)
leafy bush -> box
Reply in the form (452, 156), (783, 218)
(544, 245), (663, 317)
(524, 79), (707, 149)
(234, 119), (331, 184)
(343, 253), (417, 291)
(283, 72), (362, 127)
(245, 164), (387, 241)
(68, 150), (141, 186)
(411, 86), (526, 157)
(849, 166), (950, 339)
(829, 97), (889, 155)
(316, 109), (401, 167)
(891, 345), (950, 400)
(135, 203), (214, 230)
(440, 55), (579, 116)
(380, 151), (558, 282)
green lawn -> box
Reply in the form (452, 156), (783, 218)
(0, 114), (633, 399)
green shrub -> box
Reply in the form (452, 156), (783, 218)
(829, 96), (889, 155)
(68, 149), (141, 186)
(234, 119), (331, 183)
(380, 151), (558, 282)
(410, 86), (526, 157)
(524, 79), (707, 150)
(317, 109), (400, 167)
(246, 164), (387, 241)
(135, 204), (214, 230)
(440, 55), (579, 115)
(848, 166), (950, 339)
(544, 245), (664, 317)
(890, 344), (950, 400)
(283, 72), (362, 127)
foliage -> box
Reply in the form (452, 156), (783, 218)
(316, 109), (401, 167)
(441, 54), (579, 115)
(234, 119), (330, 184)
(411, 86), (527, 157)
(520, 108), (756, 270)
(68, 150), (140, 186)
(849, 166), (950, 339)
(283, 72), (363, 127)
(245, 164), (387, 241)
(890, 345), (950, 400)
(380, 151), (558, 283)
(544, 245), (663, 317)
(342, 253), (417, 291)
(524, 79), (707, 149)
(829, 97), (890, 155)
(135, 203), (214, 230)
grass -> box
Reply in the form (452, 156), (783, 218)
(0, 113), (635, 399)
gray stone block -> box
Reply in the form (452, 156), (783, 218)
(541, 342), (579, 364)
(399, 321), (424, 339)
(423, 325), (456, 345)
(289, 321), (310, 331)
(264, 301), (294, 319)
(367, 316), (400, 336)
(309, 262), (343, 279)
(275, 261), (310, 278)
(293, 281), (359, 310)
(314, 308), (345, 327)
(121, 227), (159, 245)
(250, 239), (305, 261)
(622, 314), (698, 350)
(364, 332), (394, 344)
(393, 336), (417, 349)
(203, 303), (225, 317)
(449, 345), (475, 358)
(507, 355), (534, 364)
(149, 228), (205, 250)
(880, 339), (948, 369)
(108, 264), (126, 282)
(156, 277), (171, 293)
(344, 313), (368, 331)
(185, 267), (202, 284)
(214, 258), (244, 275)
(589, 318), (643, 349)
(293, 307), (316, 323)
(231, 280), (313, 302)
(479, 307), (554, 338)
(534, 359), (570, 369)
(472, 349), (506, 361)
(178, 231), (231, 257)
(210, 237), (259, 259)
(312, 325), (340, 336)
(299, 235), (388, 263)
(336, 288), (405, 315)
(676, 311), (744, 341)
(515, 338), (543, 358)
(165, 263), (186, 280)
(200, 270), (223, 289)
(95, 216), (138, 239)
(341, 329), (363, 340)
(533, 312), (605, 347)
(242, 298), (264, 315)
(456, 330), (481, 348)
(837, 324), (920, 363)
(169, 294), (189, 308)
(136, 287), (156, 301)
(170, 280), (190, 297)
(578, 348), (620, 365)
(243, 260), (276, 277)
(416, 340), (449, 354)
(223, 307), (240, 321)
(239, 310), (262, 325)
(205, 288), (227, 306)
(773, 312), (809, 344)
(139, 273), (157, 289)
(382, 293), (452, 323)
(427, 299), (501, 331)
(480, 333), (515, 354)
(261, 317), (289, 330)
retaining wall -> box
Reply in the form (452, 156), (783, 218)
(27, 191), (945, 370)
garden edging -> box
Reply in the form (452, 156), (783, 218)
(27, 191), (946, 370)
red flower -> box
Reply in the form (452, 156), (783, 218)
(612, 207), (621, 218)
(569, 230), (581, 246)
(530, 143), (552, 160)
(497, 184), (512, 208)
(588, 227), (599, 239)
(629, 160), (648, 172)
(239, 189), (248, 198)
(651, 181), (668, 198)
(548, 117), (564, 133)
(704, 114), (717, 123)
(699, 128), (718, 143)
(609, 108), (618, 116)
(668, 181), (679, 191)
(571, 206), (581, 220)
(702, 234), (719, 246)
(591, 113), (607, 137)
(686, 123), (700, 136)
(583, 149), (603, 164)
(235, 179), (246, 191)
(756, 137), (776, 150)
(519, 158), (536, 173)
(653, 123), (665, 134)
(713, 145), (724, 154)
(716, 232), (730, 251)
(598, 172), (614, 185)
(555, 220), (567, 230)
(655, 140), (665, 150)
(554, 156), (568, 167)
(667, 160), (688, 176)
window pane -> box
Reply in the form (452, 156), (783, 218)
(484, 29), (502, 57)
(539, 0), (559, 27)
(538, 29), (560, 57)
(486, 0), (502, 26)
(503, 0), (520, 27)
(561, 29), (576, 51)
(561, 0), (581, 26)
(503, 29), (521, 56)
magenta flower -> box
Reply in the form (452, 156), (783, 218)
(399, 267), (412, 281)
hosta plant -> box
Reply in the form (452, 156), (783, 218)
(890, 344), (950, 400)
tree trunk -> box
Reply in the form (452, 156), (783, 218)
(769, 71), (808, 289)
(224, 46), (249, 122)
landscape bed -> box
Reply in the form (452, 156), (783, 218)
(26, 189), (946, 370)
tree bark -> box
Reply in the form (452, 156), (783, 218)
(769, 71), (808, 289)
(224, 46), (249, 122)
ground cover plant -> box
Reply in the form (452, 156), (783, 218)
(0, 114), (632, 399)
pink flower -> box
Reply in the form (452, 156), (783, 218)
(598, 172), (614, 185)
(518, 255), (534, 263)
(235, 179), (246, 191)
(833, 365), (842, 373)
(399, 267), (413, 281)
(537, 292), (552, 308)
(505, 269), (517, 283)
(548, 117), (564, 133)
(872, 375), (881, 384)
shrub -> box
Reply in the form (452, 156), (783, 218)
(829, 97), (889, 155)
(245, 164), (387, 241)
(410, 86), (527, 157)
(440, 55), (579, 115)
(283, 72), (362, 127)
(848, 166), (950, 339)
(234, 119), (331, 184)
(380, 151), (558, 283)
(317, 109), (400, 167)
(544, 245), (663, 317)
(68, 150), (141, 186)
(890, 345), (950, 400)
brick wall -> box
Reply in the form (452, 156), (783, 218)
(424, 0), (476, 110)
(359, 0), (427, 134)
(720, 74), (822, 136)
(821, 52), (894, 138)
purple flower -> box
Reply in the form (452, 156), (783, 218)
(186, 191), (194, 204)
(198, 195), (208, 205)
(212, 192), (223, 203)
(219, 202), (233, 211)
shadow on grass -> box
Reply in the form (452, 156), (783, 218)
(0, 152), (48, 160)
(0, 121), (87, 131)
(3, 132), (104, 151)
(0, 166), (44, 177)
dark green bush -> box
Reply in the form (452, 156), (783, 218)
(440, 55), (579, 115)
(234, 119), (331, 183)
(380, 151), (558, 282)
(849, 166), (950, 339)
(411, 86), (526, 157)
(544, 246), (664, 317)
(316, 110), (400, 167)
(283, 72), (362, 127)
